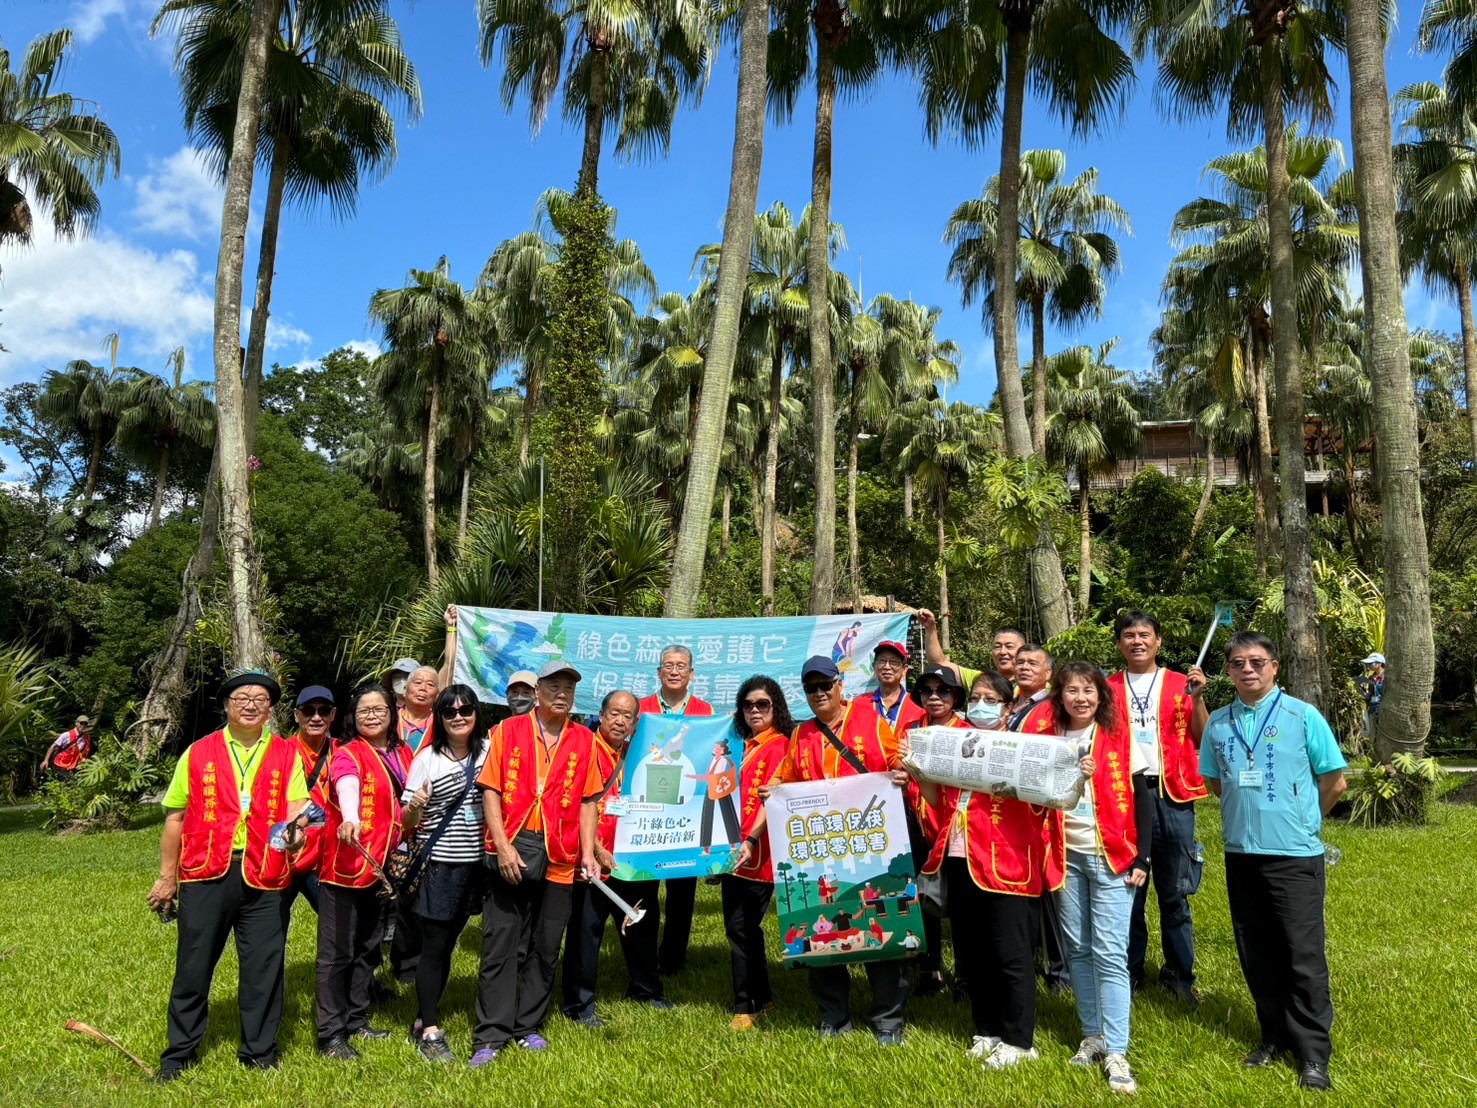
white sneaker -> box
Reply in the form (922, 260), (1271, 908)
(983, 1042), (1040, 1070)
(1103, 1053), (1138, 1095)
(965, 1035), (1001, 1058)
(1070, 1035), (1107, 1066)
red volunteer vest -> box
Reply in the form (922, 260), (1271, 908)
(55, 729), (92, 770)
(1108, 669), (1208, 803)
(1044, 717), (1141, 887)
(922, 785), (1049, 897)
(901, 714), (970, 841)
(320, 739), (404, 888)
(637, 692), (714, 717)
(786, 702), (890, 782)
(592, 732), (625, 854)
(874, 688), (926, 736)
(487, 713), (597, 868)
(732, 728), (790, 883)
(290, 733), (334, 875)
(178, 731), (300, 890)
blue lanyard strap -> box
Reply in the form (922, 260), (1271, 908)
(874, 690), (903, 727)
(1228, 690), (1283, 762)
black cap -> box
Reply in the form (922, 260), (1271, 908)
(911, 664), (965, 710)
(219, 670), (282, 706)
(801, 655), (840, 681)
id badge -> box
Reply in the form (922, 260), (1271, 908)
(240, 791), (252, 813)
(1133, 727), (1155, 746)
(1238, 769), (1264, 789)
(462, 803), (479, 824)
(1072, 793), (1093, 819)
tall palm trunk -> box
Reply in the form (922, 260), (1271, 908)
(576, 39), (609, 199)
(458, 460), (472, 551)
(1077, 470), (1092, 615)
(902, 471), (913, 520)
(665, 0), (768, 617)
(806, 12), (841, 616)
(936, 484), (951, 651)
(1346, 0), (1435, 760)
(997, 16), (1072, 639)
(83, 435), (102, 501)
(149, 440), (172, 531)
(423, 368), (441, 584)
(1456, 268), (1477, 466)
(1032, 298), (1048, 455)
(847, 364), (862, 615)
(1176, 437), (1217, 572)
(212, 0), (279, 672)
(721, 484), (732, 555)
(243, 134), (290, 454)
(519, 367), (539, 467)
(761, 339), (783, 614)
(1259, 36), (1321, 708)
(1248, 323), (1280, 571)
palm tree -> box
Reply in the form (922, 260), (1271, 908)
(1394, 79), (1477, 465)
(476, 0), (713, 198)
(1045, 339), (1141, 613)
(1135, 0), (1345, 707)
(115, 349), (217, 531)
(36, 335), (137, 501)
(153, 0), (422, 449)
(369, 257), (495, 586)
(944, 149), (1129, 454)
(665, 0), (770, 617)
(0, 28), (121, 251)
(886, 397), (999, 650)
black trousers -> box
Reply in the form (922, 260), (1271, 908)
(417, 914), (472, 1028)
(658, 877), (697, 972)
(700, 794), (741, 850)
(162, 859), (287, 1069)
(946, 857), (1040, 1049)
(1225, 852), (1334, 1065)
(315, 883), (387, 1044)
(808, 956), (908, 1035)
(388, 896), (422, 981)
(906, 810), (943, 976)
(561, 877), (663, 1020)
(720, 877), (773, 1014)
(1128, 791), (1198, 986)
(1038, 888), (1071, 989)
(473, 875), (573, 1049)
(283, 871), (320, 927)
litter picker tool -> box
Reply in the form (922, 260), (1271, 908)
(350, 839), (398, 900)
(65, 1020), (154, 1077)
(269, 801), (326, 853)
(587, 871), (646, 933)
(1194, 603), (1238, 670)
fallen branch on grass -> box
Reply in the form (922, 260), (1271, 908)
(64, 1020), (154, 1076)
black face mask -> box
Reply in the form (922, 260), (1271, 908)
(507, 693), (535, 715)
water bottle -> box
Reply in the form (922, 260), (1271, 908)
(1323, 844), (1342, 867)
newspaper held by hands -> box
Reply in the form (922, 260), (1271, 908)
(903, 727), (1088, 810)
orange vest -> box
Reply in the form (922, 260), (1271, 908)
(54, 729), (91, 770)
(1108, 669), (1208, 803)
(1045, 718), (1141, 887)
(637, 693), (714, 717)
(786, 702), (890, 782)
(591, 732), (625, 854)
(732, 728), (789, 883)
(921, 784), (1049, 897)
(486, 713), (597, 868)
(290, 733), (334, 875)
(873, 689), (926, 736)
(178, 731), (299, 890)
(319, 739), (404, 888)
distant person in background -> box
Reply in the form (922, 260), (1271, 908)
(42, 715), (94, 780)
(382, 658), (421, 708)
(1359, 653), (1385, 736)
(506, 671), (538, 716)
(638, 644), (713, 977)
(918, 609), (1028, 690)
(287, 686), (338, 917)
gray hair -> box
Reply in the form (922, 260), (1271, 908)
(660, 644), (694, 666)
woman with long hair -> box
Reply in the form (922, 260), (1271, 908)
(404, 684), (490, 1062)
(722, 675), (795, 1031)
(1047, 661), (1153, 1096)
(316, 682), (414, 1060)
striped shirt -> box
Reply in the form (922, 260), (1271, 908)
(403, 744), (489, 864)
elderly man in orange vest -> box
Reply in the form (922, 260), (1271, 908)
(147, 671), (309, 1082)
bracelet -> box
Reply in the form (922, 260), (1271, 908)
(744, 835), (760, 848)
(446, 626), (457, 635)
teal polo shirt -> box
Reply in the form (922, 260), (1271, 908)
(1199, 688), (1347, 858)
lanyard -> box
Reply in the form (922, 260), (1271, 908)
(533, 715), (568, 788)
(662, 693), (691, 715)
(1228, 690), (1283, 763)
(873, 689), (904, 728)
(1125, 669), (1160, 724)
(228, 736), (265, 790)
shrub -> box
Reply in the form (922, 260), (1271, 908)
(1344, 753), (1445, 829)
(40, 736), (174, 833)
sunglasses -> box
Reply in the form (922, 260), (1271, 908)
(919, 685), (950, 700)
(742, 698), (773, 712)
(443, 704), (477, 719)
(1228, 657), (1272, 671)
(298, 705), (334, 719)
(803, 680), (836, 696)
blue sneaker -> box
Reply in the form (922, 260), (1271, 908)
(818, 1022), (854, 1039)
(517, 1033), (549, 1051)
(468, 1047), (499, 1068)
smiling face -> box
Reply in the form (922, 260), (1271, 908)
(1012, 650), (1049, 696)
(1227, 644), (1279, 702)
(741, 688), (775, 734)
(992, 632), (1026, 678)
(405, 667), (439, 714)
(658, 650), (692, 698)
(225, 685), (273, 732)
(1116, 621), (1162, 672)
(872, 648), (907, 693)
(1061, 674), (1100, 729)
(440, 696), (477, 743)
(294, 700), (335, 742)
(354, 690), (391, 742)
(803, 673), (842, 722)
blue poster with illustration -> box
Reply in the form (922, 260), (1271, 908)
(451, 607), (913, 716)
(603, 714), (743, 881)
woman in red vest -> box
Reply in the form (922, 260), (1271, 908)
(148, 671), (308, 1082)
(723, 675), (794, 1031)
(1045, 662), (1154, 1096)
(316, 682), (416, 1061)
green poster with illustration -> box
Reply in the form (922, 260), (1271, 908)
(764, 772), (925, 968)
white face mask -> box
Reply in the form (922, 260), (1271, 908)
(967, 701), (1004, 727)
(390, 673), (410, 697)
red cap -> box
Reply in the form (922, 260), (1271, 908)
(873, 640), (910, 662)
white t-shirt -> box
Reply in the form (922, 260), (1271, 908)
(403, 743), (489, 864)
(1123, 668), (1164, 775)
(1064, 725), (1147, 857)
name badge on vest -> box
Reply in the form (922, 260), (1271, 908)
(1072, 793), (1093, 819)
(462, 802), (479, 824)
(240, 791), (253, 813)
(1133, 727), (1155, 746)
(1238, 769), (1264, 789)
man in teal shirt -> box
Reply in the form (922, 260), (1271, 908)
(1200, 632), (1347, 1093)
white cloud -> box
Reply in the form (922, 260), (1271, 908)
(69, 0), (156, 44)
(0, 215), (215, 376)
(342, 339), (382, 360)
(131, 148), (223, 242)
(268, 319), (312, 352)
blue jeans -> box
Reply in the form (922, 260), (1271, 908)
(1128, 792), (1198, 986)
(1056, 850), (1135, 1055)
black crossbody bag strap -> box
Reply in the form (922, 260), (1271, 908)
(814, 716), (868, 775)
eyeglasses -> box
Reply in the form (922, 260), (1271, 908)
(919, 686), (949, 700)
(298, 705), (334, 720)
(659, 662), (691, 673)
(1228, 657), (1272, 672)
(968, 696), (1004, 706)
(357, 706), (390, 718)
(873, 656), (904, 668)
(443, 704), (477, 719)
(229, 695), (272, 708)
(803, 680), (836, 696)
(742, 698), (773, 712)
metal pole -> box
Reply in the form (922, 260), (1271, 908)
(538, 456), (545, 612)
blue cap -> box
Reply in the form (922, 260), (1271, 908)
(295, 685), (336, 707)
(801, 655), (840, 681)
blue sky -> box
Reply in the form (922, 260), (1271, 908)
(0, 0), (1454, 414)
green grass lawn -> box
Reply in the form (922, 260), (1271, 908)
(3, 800), (1476, 1107)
